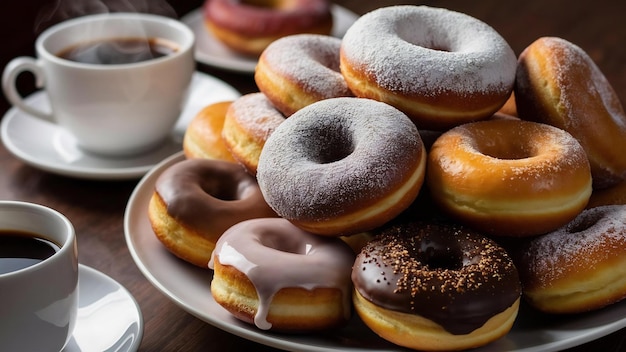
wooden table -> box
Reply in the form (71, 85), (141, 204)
(1, 0), (625, 351)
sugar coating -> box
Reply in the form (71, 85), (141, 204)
(522, 205), (626, 286)
(537, 37), (626, 130)
(227, 93), (286, 141)
(261, 34), (352, 98)
(340, 5), (517, 97)
(256, 97), (422, 220)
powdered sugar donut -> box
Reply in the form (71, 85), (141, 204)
(517, 205), (626, 314)
(256, 97), (427, 236)
(255, 34), (353, 116)
(221, 93), (286, 175)
(340, 5), (517, 130)
(515, 36), (626, 190)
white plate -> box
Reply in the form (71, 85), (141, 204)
(63, 264), (143, 352)
(124, 152), (626, 352)
(181, 4), (359, 73)
(0, 72), (240, 180)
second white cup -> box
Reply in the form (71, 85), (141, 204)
(0, 201), (78, 351)
(2, 13), (195, 156)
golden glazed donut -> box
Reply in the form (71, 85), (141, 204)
(352, 221), (521, 351)
(255, 34), (353, 116)
(221, 93), (286, 175)
(209, 218), (355, 332)
(182, 101), (237, 162)
(339, 5), (517, 131)
(515, 36), (626, 190)
(517, 205), (626, 314)
(256, 97), (427, 236)
(148, 158), (277, 268)
(427, 119), (592, 237)
(203, 0), (333, 56)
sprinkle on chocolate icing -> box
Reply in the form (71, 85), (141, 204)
(352, 221), (521, 334)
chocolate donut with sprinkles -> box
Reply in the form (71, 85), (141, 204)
(351, 221), (521, 351)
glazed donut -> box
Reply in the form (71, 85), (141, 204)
(183, 101), (237, 162)
(221, 93), (286, 175)
(203, 0), (333, 56)
(339, 5), (517, 131)
(517, 205), (626, 314)
(427, 119), (592, 237)
(352, 221), (521, 351)
(515, 36), (626, 190)
(256, 97), (427, 236)
(209, 218), (355, 332)
(148, 158), (277, 268)
(255, 34), (353, 116)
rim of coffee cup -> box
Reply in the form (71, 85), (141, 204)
(35, 12), (195, 69)
(0, 201), (75, 278)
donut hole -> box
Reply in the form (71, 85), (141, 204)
(476, 139), (535, 160)
(419, 240), (464, 270)
(202, 182), (240, 201)
(395, 23), (451, 52)
(304, 125), (355, 164)
(258, 234), (307, 255)
(567, 211), (603, 234)
(202, 177), (259, 201)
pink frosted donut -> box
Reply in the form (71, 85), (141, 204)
(256, 97), (427, 236)
(517, 205), (626, 314)
(203, 0), (333, 56)
(340, 5), (517, 130)
(209, 218), (355, 332)
(255, 34), (353, 116)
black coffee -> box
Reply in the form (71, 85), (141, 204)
(0, 231), (60, 275)
(57, 37), (178, 65)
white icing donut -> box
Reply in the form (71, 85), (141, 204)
(340, 5), (517, 130)
(209, 218), (355, 331)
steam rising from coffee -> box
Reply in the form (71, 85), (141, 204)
(35, 0), (180, 65)
(35, 0), (177, 33)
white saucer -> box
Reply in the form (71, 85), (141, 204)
(63, 264), (143, 352)
(181, 4), (359, 73)
(0, 71), (240, 180)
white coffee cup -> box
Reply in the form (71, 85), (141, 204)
(0, 201), (78, 351)
(2, 13), (195, 156)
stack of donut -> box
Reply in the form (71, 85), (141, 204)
(146, 4), (626, 351)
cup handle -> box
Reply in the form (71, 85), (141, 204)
(2, 57), (55, 122)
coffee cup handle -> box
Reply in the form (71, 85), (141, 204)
(2, 57), (55, 122)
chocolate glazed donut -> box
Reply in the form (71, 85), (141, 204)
(352, 221), (522, 351)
